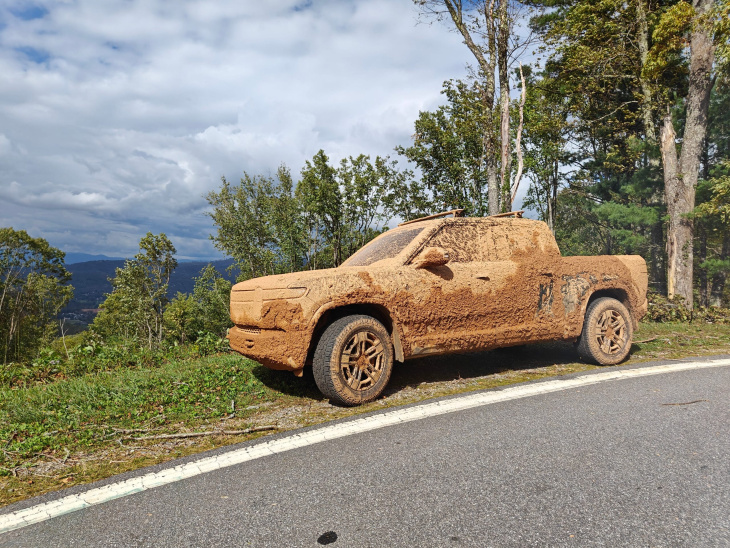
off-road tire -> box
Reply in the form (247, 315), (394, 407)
(577, 297), (634, 365)
(313, 315), (394, 406)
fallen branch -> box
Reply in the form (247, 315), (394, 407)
(111, 427), (151, 434)
(634, 336), (659, 344)
(126, 425), (277, 441)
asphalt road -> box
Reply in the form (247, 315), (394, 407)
(2, 358), (729, 547)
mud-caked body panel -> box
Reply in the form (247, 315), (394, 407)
(227, 217), (648, 373)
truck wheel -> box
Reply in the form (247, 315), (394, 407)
(577, 297), (634, 365)
(313, 315), (394, 406)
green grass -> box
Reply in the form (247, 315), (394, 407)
(1, 321), (729, 506)
(0, 354), (311, 466)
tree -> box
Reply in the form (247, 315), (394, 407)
(414, 0), (539, 213)
(397, 79), (492, 216)
(93, 232), (177, 347)
(656, 0), (717, 308)
(297, 150), (344, 268)
(695, 160), (730, 306)
(0, 228), (73, 364)
(519, 67), (571, 232)
(206, 173), (281, 280)
(207, 151), (408, 275)
(529, 0), (730, 305)
(164, 264), (232, 343)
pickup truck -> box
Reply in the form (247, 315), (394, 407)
(228, 210), (648, 406)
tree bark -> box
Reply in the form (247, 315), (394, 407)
(663, 0), (715, 309)
(710, 232), (729, 307)
(661, 109), (692, 304)
(498, 0), (511, 211)
(437, 0), (502, 215)
(636, 0), (658, 148)
(698, 224), (708, 307)
(511, 64), (526, 206)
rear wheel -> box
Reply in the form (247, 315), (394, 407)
(313, 315), (394, 406)
(576, 297), (634, 365)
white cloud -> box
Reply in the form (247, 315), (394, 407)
(0, 0), (477, 259)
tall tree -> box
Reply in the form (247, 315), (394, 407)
(414, 0), (537, 214)
(519, 67), (571, 232)
(0, 228), (72, 363)
(532, 0), (727, 305)
(396, 79), (491, 215)
(656, 0), (716, 307)
(206, 173), (282, 279)
(93, 232), (177, 347)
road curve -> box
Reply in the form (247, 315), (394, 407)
(1, 355), (729, 547)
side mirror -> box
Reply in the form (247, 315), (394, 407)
(413, 247), (451, 269)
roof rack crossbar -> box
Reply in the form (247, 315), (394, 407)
(398, 209), (465, 227)
(488, 210), (524, 219)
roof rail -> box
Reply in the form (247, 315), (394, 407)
(489, 210), (524, 219)
(398, 209), (465, 227)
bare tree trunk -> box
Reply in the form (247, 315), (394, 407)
(636, 0), (658, 149)
(511, 64), (526, 206)
(650, 219), (666, 294)
(710, 232), (729, 307)
(498, 0), (511, 211)
(663, 0), (715, 309)
(439, 0), (501, 215)
(487, 157), (500, 215)
(698, 224), (708, 307)
(549, 158), (558, 233)
(661, 109), (689, 303)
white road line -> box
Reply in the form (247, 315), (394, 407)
(2, 357), (729, 535)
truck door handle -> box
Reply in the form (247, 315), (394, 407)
(476, 275), (491, 281)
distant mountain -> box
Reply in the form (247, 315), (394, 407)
(62, 259), (237, 323)
(64, 253), (125, 264)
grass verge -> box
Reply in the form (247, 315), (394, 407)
(2, 321), (730, 506)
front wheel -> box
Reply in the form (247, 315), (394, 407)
(313, 315), (394, 406)
(576, 297), (634, 365)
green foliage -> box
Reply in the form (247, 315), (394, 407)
(715, 0), (730, 75)
(396, 79), (491, 216)
(192, 331), (230, 357)
(206, 170), (291, 280)
(207, 150), (410, 275)
(696, 162), (730, 224)
(645, 291), (730, 323)
(644, 1), (694, 83)
(92, 233), (177, 348)
(164, 264), (232, 343)
(163, 293), (199, 344)
(0, 228), (73, 364)
(645, 291), (694, 322)
(520, 66), (572, 230)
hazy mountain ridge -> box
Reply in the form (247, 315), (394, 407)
(62, 259), (237, 323)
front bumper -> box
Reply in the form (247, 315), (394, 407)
(228, 325), (309, 372)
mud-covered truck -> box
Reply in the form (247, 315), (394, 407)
(228, 210), (648, 406)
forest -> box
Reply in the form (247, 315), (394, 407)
(1, 0), (730, 370)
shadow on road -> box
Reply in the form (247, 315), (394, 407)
(252, 341), (584, 401)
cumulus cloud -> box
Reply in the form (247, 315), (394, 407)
(0, 0), (478, 259)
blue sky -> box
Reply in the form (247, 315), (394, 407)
(0, 0), (526, 260)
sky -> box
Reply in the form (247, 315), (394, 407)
(0, 0), (525, 261)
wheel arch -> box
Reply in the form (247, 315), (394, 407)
(306, 303), (404, 365)
(584, 288), (637, 329)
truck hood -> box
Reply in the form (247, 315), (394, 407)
(231, 268), (342, 292)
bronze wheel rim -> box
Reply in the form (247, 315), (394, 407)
(339, 331), (385, 391)
(595, 309), (627, 355)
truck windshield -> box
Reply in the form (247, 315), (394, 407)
(342, 226), (426, 267)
